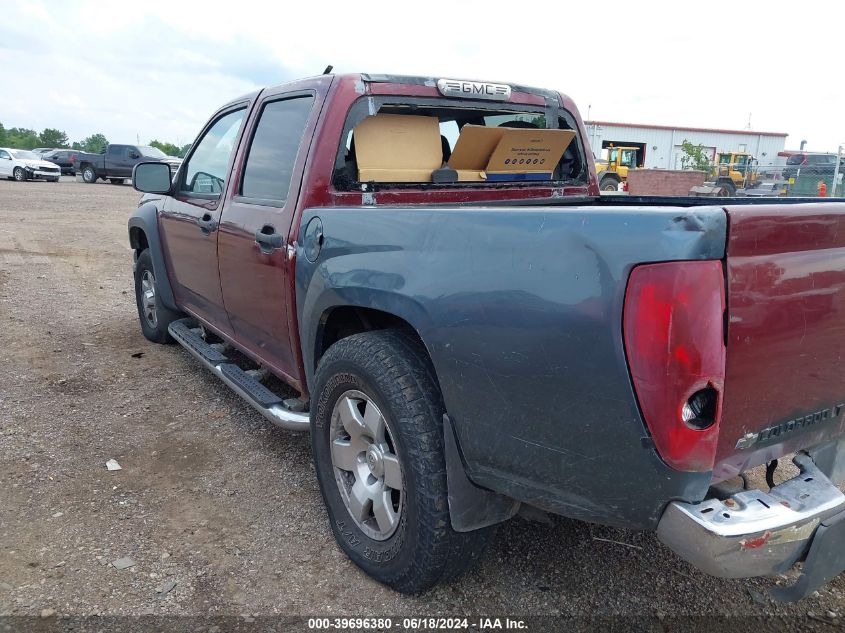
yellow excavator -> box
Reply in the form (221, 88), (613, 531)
(712, 152), (759, 195)
(594, 145), (640, 191)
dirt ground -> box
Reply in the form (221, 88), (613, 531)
(0, 178), (843, 627)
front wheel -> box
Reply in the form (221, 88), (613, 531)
(312, 330), (493, 593)
(133, 249), (181, 343)
(81, 166), (97, 183)
(13, 167), (26, 182)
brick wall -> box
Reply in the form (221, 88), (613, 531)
(626, 169), (707, 196)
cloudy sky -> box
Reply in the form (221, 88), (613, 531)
(2, 0), (843, 151)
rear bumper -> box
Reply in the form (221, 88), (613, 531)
(657, 453), (845, 599)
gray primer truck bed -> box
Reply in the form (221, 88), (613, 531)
(296, 205), (727, 529)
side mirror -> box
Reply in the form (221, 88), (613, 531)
(133, 162), (172, 194)
(129, 152), (140, 159)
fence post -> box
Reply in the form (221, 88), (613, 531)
(833, 145), (842, 197)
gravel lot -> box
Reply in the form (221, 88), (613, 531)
(0, 177), (843, 628)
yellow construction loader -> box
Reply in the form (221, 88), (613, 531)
(594, 145), (640, 192)
(712, 152), (759, 195)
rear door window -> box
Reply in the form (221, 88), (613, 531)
(239, 96), (314, 203)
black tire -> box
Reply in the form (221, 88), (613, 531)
(600, 176), (620, 192)
(109, 178), (124, 185)
(13, 167), (26, 182)
(717, 180), (736, 196)
(133, 249), (181, 344)
(81, 166), (97, 183)
(312, 330), (493, 593)
(50, 177), (59, 183)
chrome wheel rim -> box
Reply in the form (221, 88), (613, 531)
(140, 270), (157, 328)
(330, 390), (403, 541)
(14, 169), (23, 181)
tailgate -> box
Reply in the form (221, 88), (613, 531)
(715, 203), (845, 481)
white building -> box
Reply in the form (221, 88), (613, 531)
(584, 120), (788, 169)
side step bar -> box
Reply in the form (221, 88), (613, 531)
(168, 319), (309, 432)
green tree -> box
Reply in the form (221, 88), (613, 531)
(5, 127), (40, 149)
(0, 122), (6, 146)
(149, 139), (182, 157)
(71, 141), (83, 150)
(38, 128), (69, 148)
(81, 133), (109, 154)
(679, 139), (712, 172)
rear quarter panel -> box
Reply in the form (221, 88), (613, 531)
(296, 204), (727, 529)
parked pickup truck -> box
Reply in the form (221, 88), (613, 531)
(77, 144), (180, 184)
(128, 73), (845, 599)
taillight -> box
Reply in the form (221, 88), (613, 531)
(623, 261), (726, 472)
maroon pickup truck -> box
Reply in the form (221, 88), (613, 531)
(129, 72), (845, 599)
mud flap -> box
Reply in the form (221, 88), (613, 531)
(443, 414), (520, 532)
(770, 509), (845, 602)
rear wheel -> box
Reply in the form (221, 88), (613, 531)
(600, 176), (620, 192)
(134, 249), (181, 344)
(81, 166), (97, 183)
(312, 330), (493, 593)
(13, 167), (26, 182)
(717, 181), (736, 196)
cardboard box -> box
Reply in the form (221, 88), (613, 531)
(486, 128), (575, 181)
(448, 125), (575, 182)
(448, 126), (507, 181)
(354, 114), (443, 182)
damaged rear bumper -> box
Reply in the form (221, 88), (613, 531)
(657, 452), (845, 600)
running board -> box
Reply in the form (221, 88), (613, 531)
(167, 319), (309, 432)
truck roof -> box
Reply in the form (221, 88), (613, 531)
(227, 73), (574, 109)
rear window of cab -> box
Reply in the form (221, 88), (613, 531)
(332, 97), (589, 191)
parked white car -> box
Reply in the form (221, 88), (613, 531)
(0, 148), (62, 182)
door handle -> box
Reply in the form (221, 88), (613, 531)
(255, 225), (284, 253)
(197, 213), (217, 234)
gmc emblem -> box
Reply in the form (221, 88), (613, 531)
(437, 79), (512, 101)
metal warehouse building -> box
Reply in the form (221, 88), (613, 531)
(584, 121), (788, 169)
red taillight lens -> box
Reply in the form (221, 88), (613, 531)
(623, 261), (726, 472)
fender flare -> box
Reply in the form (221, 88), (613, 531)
(128, 200), (177, 310)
